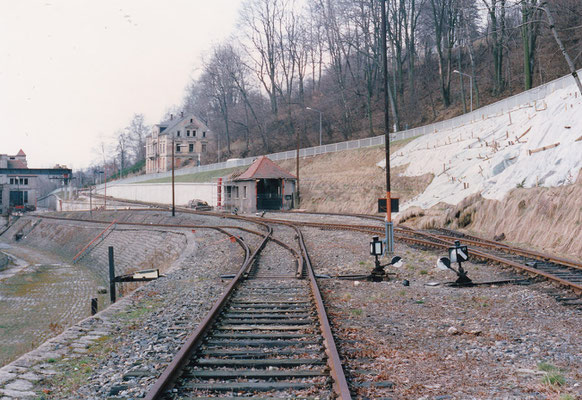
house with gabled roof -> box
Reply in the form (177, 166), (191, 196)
(222, 156), (297, 213)
(145, 112), (214, 174)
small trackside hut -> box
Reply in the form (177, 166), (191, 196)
(222, 156), (297, 213)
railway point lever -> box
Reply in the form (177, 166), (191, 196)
(370, 236), (402, 281)
(437, 240), (472, 285)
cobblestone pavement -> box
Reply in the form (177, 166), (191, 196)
(0, 261), (103, 366)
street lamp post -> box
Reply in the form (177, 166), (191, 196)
(453, 70), (473, 113)
(95, 171), (104, 212)
(305, 107), (323, 147)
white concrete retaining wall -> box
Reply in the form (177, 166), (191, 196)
(96, 183), (217, 207)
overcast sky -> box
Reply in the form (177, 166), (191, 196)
(0, 0), (243, 169)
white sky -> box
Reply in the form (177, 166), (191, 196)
(0, 0), (243, 169)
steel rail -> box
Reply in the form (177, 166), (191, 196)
(430, 233), (582, 272)
(36, 214), (301, 274)
(39, 209), (582, 293)
(392, 231), (582, 293)
(143, 225), (273, 400)
(48, 205), (348, 396)
(294, 226), (352, 399)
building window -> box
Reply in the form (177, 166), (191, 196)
(176, 144), (181, 153)
(9, 178), (14, 185)
(226, 186), (232, 199)
(23, 191), (28, 204)
(24, 178), (28, 185)
(193, 130), (196, 137)
(203, 131), (206, 138)
(177, 130), (180, 137)
(189, 144), (194, 152)
(190, 118), (193, 123)
(201, 144), (207, 153)
(243, 186), (247, 199)
(234, 186), (239, 199)
(187, 130), (190, 136)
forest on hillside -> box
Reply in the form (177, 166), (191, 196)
(86, 0), (582, 180)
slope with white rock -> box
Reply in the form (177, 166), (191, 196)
(381, 83), (582, 211)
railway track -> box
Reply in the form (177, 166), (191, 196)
(54, 198), (582, 294)
(33, 210), (351, 397)
(131, 218), (350, 399)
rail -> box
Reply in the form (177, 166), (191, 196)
(143, 225), (272, 400)
(296, 226), (352, 399)
(72, 219), (117, 264)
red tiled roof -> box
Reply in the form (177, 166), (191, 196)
(233, 156), (296, 181)
(16, 149), (26, 156)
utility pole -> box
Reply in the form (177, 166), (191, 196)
(306, 107), (323, 147)
(296, 125), (300, 208)
(381, 0), (393, 254)
(104, 167), (107, 211)
(453, 70), (473, 112)
(172, 137), (176, 217)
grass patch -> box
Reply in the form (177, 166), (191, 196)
(537, 362), (558, 372)
(415, 300), (425, 304)
(541, 371), (565, 386)
(538, 362), (566, 387)
(114, 299), (163, 323)
(350, 308), (363, 316)
(42, 357), (94, 395)
(137, 166), (242, 184)
(559, 395), (575, 400)
(419, 269), (428, 275)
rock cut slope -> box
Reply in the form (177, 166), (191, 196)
(381, 84), (582, 211)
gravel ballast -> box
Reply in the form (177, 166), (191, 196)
(0, 210), (580, 399)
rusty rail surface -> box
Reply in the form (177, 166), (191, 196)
(37, 211), (350, 397)
(294, 226), (352, 399)
(143, 225), (272, 400)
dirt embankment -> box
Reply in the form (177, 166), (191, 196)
(398, 171), (582, 260)
(277, 144), (433, 214)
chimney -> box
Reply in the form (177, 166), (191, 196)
(181, 111), (184, 118)
(170, 113), (174, 120)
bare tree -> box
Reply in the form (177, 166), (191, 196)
(481, 0), (507, 94)
(116, 130), (130, 177)
(541, 1), (582, 95)
(520, 0), (543, 89)
(239, 0), (284, 115)
(430, 0), (460, 107)
(203, 45), (240, 156)
(403, 0), (425, 109)
(125, 114), (149, 163)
